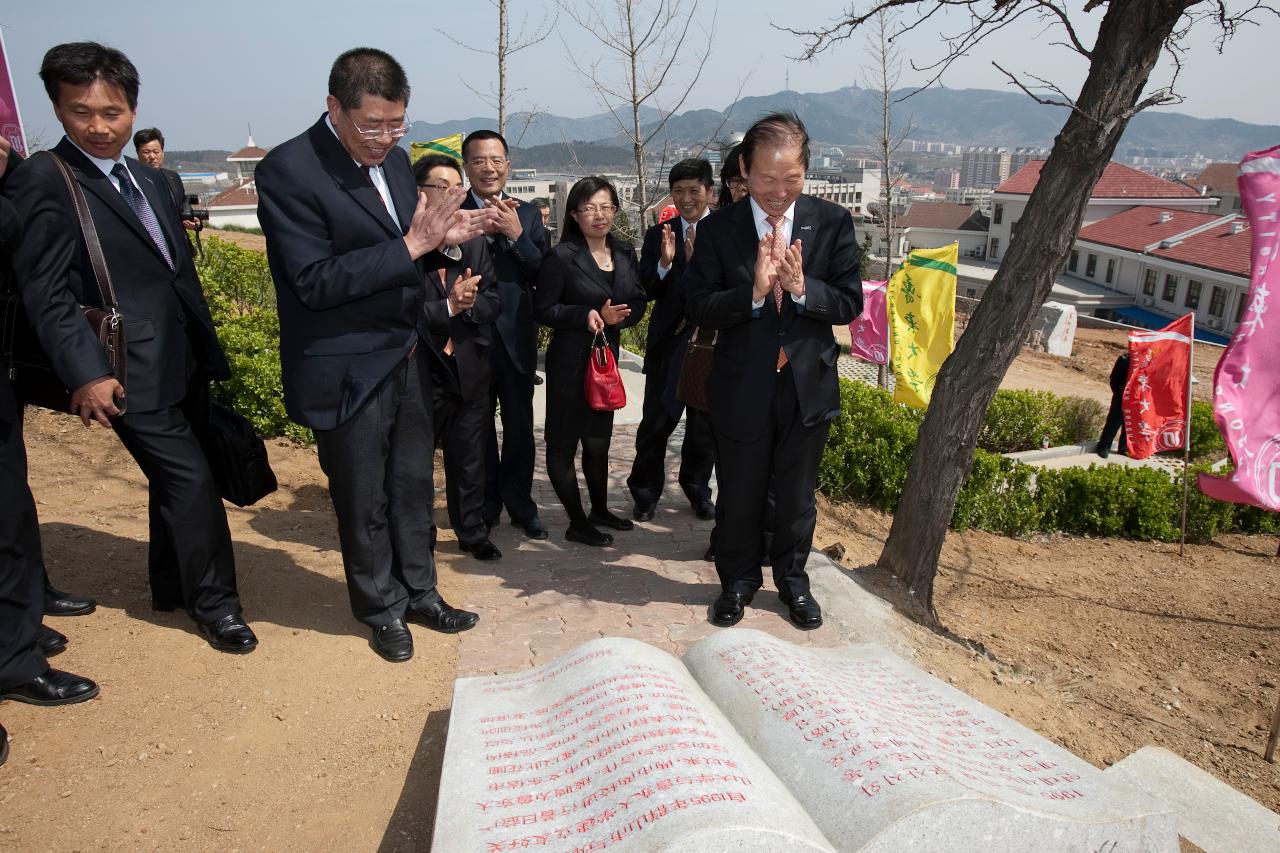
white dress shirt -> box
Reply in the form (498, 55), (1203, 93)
(68, 138), (145, 198)
(749, 197), (805, 309)
(656, 208), (711, 279)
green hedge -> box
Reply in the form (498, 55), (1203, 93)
(196, 237), (311, 443)
(820, 378), (1275, 542)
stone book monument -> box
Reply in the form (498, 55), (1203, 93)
(433, 629), (1177, 852)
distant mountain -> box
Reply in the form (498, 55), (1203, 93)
(406, 86), (1278, 161)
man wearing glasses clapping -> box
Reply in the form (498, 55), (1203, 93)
(256, 48), (494, 662)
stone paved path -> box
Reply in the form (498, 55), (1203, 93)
(449, 423), (844, 676)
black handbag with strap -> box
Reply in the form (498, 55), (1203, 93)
(676, 326), (716, 413)
(1, 151), (127, 413)
(199, 393), (278, 507)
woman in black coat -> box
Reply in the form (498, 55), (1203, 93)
(534, 177), (647, 546)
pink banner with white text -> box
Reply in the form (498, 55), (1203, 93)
(848, 280), (887, 365)
(0, 27), (28, 158)
(1197, 145), (1280, 511)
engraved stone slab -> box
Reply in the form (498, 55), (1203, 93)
(1106, 746), (1280, 852)
(433, 637), (835, 852)
(684, 629), (1178, 853)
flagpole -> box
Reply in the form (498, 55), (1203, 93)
(1179, 314), (1195, 557)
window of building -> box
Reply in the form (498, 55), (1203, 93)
(1237, 292), (1248, 323)
(993, 203), (1003, 225)
(1232, 196), (1242, 211)
(1209, 286), (1227, 317)
(966, 288), (977, 298)
(1162, 274), (1178, 302)
(1085, 254), (1097, 277)
(1185, 280), (1202, 309)
(1142, 268), (1157, 296)
(1105, 258), (1115, 284)
(1068, 250), (1078, 272)
(989, 237), (1000, 259)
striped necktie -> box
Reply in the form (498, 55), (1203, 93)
(111, 163), (173, 269)
(766, 214), (788, 371)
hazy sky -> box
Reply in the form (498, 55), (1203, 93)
(2, 2), (1275, 151)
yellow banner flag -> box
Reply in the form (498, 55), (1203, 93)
(887, 243), (958, 409)
(410, 133), (463, 164)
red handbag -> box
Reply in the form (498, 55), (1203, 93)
(584, 330), (626, 411)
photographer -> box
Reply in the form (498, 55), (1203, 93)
(133, 127), (204, 243)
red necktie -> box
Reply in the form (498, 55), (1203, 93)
(765, 214), (788, 371)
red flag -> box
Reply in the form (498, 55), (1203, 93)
(1122, 314), (1192, 460)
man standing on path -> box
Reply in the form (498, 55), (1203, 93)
(6, 42), (254, 654)
(461, 130), (551, 541)
(255, 48), (489, 662)
(684, 113), (863, 632)
(628, 159), (717, 523)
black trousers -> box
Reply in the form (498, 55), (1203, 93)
(0, 410), (48, 688)
(1099, 390), (1128, 454)
(711, 365), (829, 601)
(430, 362), (490, 547)
(315, 351), (439, 629)
(483, 337), (538, 525)
(626, 360), (715, 508)
(112, 376), (240, 624)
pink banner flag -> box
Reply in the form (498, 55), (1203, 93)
(848, 280), (887, 365)
(1198, 145), (1280, 511)
(0, 27), (28, 157)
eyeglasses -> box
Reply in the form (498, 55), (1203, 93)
(578, 204), (617, 215)
(344, 111), (410, 140)
(418, 183), (452, 191)
(466, 156), (508, 169)
(727, 178), (747, 188)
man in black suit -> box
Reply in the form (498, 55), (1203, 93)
(460, 130), (550, 541)
(685, 113), (863, 631)
(413, 155), (503, 561)
(627, 158), (717, 523)
(6, 42), (256, 653)
(255, 48), (489, 662)
(1, 136), (98, 754)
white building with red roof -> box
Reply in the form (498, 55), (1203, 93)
(987, 160), (1217, 264)
(208, 135), (268, 229)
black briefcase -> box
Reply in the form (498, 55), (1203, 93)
(201, 400), (278, 507)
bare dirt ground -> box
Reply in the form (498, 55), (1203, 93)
(0, 410), (463, 852)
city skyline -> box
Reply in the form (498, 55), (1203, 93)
(2, 2), (1276, 151)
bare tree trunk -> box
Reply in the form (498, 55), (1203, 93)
(878, 0), (1194, 618)
(626, 0), (648, 224)
(497, 0), (508, 137)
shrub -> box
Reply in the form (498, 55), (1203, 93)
(819, 379), (922, 509)
(1189, 400), (1226, 460)
(952, 450), (1047, 537)
(195, 237), (310, 443)
(1056, 396), (1106, 444)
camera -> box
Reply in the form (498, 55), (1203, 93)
(182, 193), (209, 225)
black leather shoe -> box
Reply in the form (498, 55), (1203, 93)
(37, 625), (67, 657)
(703, 543), (716, 562)
(511, 516), (549, 540)
(589, 509), (633, 531)
(0, 723), (8, 767)
(633, 503), (656, 522)
(785, 594), (823, 630)
(1096, 445), (1110, 459)
(692, 499), (715, 521)
(460, 539), (503, 561)
(407, 599), (479, 634)
(710, 591), (753, 627)
(0, 668), (99, 706)
(196, 614), (258, 654)
(565, 523), (613, 547)
(532, 373), (544, 385)
(44, 585), (96, 618)
(372, 619), (414, 662)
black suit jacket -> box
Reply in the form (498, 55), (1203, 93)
(684, 195), (863, 442)
(4, 139), (229, 414)
(637, 217), (703, 372)
(160, 168), (185, 210)
(463, 192), (548, 374)
(255, 115), (457, 431)
(417, 236), (501, 404)
(534, 238), (647, 368)
(0, 191), (21, 424)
